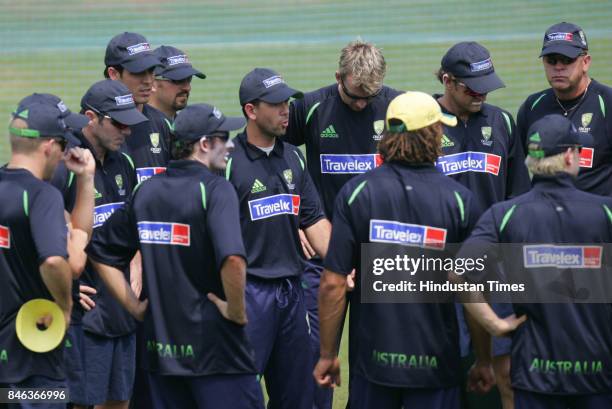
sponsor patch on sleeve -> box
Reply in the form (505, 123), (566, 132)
(0, 225), (10, 249)
(136, 167), (167, 183)
(320, 154), (383, 174)
(248, 194), (300, 221)
(369, 219), (447, 250)
(137, 222), (191, 246)
(523, 245), (602, 269)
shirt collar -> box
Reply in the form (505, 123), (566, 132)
(236, 132), (284, 161)
(531, 173), (577, 192)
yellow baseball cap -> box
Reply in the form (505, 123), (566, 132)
(386, 91), (457, 132)
(15, 299), (66, 353)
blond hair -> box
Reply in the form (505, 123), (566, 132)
(378, 122), (443, 164)
(8, 118), (46, 154)
(338, 39), (386, 95)
(525, 152), (567, 176)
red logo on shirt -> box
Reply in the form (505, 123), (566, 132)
(583, 246), (602, 267)
(171, 224), (191, 246)
(0, 225), (10, 249)
(424, 227), (447, 249)
(579, 148), (594, 168)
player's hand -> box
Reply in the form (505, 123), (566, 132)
(346, 269), (356, 292)
(79, 285), (97, 311)
(299, 229), (316, 260)
(207, 293), (247, 325)
(313, 356), (341, 388)
(64, 147), (95, 177)
(132, 299), (149, 322)
(130, 252), (143, 298)
(490, 314), (527, 337)
(467, 360), (496, 394)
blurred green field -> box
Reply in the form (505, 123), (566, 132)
(1, 1), (611, 407)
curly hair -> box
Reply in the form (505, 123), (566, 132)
(378, 122), (443, 164)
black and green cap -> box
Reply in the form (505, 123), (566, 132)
(10, 97), (81, 145)
(527, 114), (592, 158)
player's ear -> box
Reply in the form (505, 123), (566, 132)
(244, 103), (257, 121)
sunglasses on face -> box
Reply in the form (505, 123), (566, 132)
(203, 131), (230, 142)
(85, 104), (130, 130)
(53, 138), (68, 151)
(340, 77), (381, 102)
(156, 76), (192, 86)
(453, 80), (486, 97)
(544, 53), (585, 66)
(558, 144), (583, 153)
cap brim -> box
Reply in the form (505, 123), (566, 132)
(217, 116), (246, 132)
(157, 66), (206, 80)
(540, 44), (583, 58)
(64, 112), (89, 130)
(108, 108), (149, 126)
(440, 113), (458, 127)
(260, 86), (304, 104)
(122, 53), (163, 73)
(461, 71), (505, 94)
(63, 131), (81, 147)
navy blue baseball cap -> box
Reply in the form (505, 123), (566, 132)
(174, 103), (246, 142)
(441, 42), (505, 94)
(526, 114), (593, 158)
(10, 99), (81, 145)
(239, 68), (303, 105)
(540, 22), (588, 59)
(15, 93), (88, 131)
(154, 46), (205, 81)
(81, 80), (148, 126)
(105, 32), (162, 73)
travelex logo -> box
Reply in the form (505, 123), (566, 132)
(127, 42), (151, 55)
(248, 194), (300, 221)
(167, 55), (188, 66)
(136, 167), (166, 183)
(138, 222), (190, 246)
(93, 202), (124, 228)
(470, 58), (492, 72)
(115, 94), (134, 106)
(436, 151), (501, 176)
(523, 245), (602, 269)
(263, 75), (283, 88)
(0, 225), (10, 249)
(579, 148), (594, 168)
(369, 219), (447, 250)
(320, 154), (383, 174)
(547, 32), (573, 42)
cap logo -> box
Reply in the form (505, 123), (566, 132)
(470, 58), (492, 72)
(546, 32), (573, 42)
(212, 107), (222, 119)
(127, 42), (151, 55)
(115, 94), (134, 106)
(262, 75), (284, 88)
(578, 31), (587, 46)
(57, 101), (68, 113)
(167, 54), (189, 66)
(529, 132), (541, 143)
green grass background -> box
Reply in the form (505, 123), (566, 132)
(1, 0), (611, 406)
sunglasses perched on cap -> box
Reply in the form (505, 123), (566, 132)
(544, 53), (587, 66)
(340, 77), (381, 102)
(85, 104), (130, 130)
(156, 76), (192, 86)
